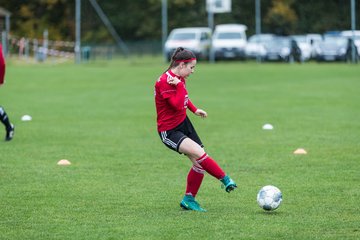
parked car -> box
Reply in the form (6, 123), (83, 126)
(340, 30), (360, 38)
(290, 35), (312, 61)
(306, 33), (323, 58)
(211, 24), (247, 60)
(245, 33), (275, 60)
(315, 35), (349, 61)
(263, 37), (292, 62)
(340, 30), (360, 58)
(164, 27), (212, 61)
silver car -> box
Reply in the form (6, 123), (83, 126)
(164, 27), (212, 61)
(245, 34), (275, 60)
(315, 36), (348, 61)
(264, 37), (291, 62)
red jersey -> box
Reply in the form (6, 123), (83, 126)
(0, 44), (5, 85)
(155, 70), (197, 131)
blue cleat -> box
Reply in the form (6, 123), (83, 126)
(180, 195), (207, 212)
(221, 175), (237, 193)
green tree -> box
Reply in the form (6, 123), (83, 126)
(264, 0), (298, 35)
(2, 0), (73, 40)
(1, 0), (359, 43)
(293, 0), (358, 34)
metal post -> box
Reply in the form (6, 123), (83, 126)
(4, 14), (10, 57)
(162, 0), (168, 62)
(5, 15), (10, 35)
(75, 0), (81, 64)
(350, 0), (356, 63)
(1, 32), (6, 55)
(43, 29), (48, 61)
(208, 10), (214, 31)
(89, 0), (129, 57)
(255, 0), (261, 63)
(208, 10), (215, 63)
(25, 38), (30, 60)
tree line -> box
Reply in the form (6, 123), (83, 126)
(1, 0), (359, 43)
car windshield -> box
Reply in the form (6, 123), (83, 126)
(323, 37), (348, 46)
(268, 38), (290, 48)
(170, 32), (196, 40)
(248, 35), (273, 43)
(292, 36), (307, 43)
(216, 32), (243, 40)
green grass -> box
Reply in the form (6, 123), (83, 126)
(1, 57), (359, 239)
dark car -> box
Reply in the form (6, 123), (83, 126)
(315, 36), (348, 61)
(263, 37), (292, 62)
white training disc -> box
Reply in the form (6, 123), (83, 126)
(57, 159), (71, 165)
(21, 115), (32, 121)
(262, 123), (274, 130)
(293, 148), (307, 154)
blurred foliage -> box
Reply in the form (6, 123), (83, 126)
(264, 0), (298, 35)
(0, 0), (359, 42)
(1, 0), (72, 40)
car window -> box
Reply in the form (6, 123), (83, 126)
(170, 33), (196, 40)
(324, 37), (348, 46)
(268, 38), (290, 48)
(216, 32), (243, 40)
(200, 32), (209, 41)
(249, 35), (273, 43)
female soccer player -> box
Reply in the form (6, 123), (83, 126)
(0, 43), (15, 141)
(154, 47), (237, 212)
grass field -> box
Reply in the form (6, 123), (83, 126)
(1, 57), (360, 239)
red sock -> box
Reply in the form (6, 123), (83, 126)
(185, 165), (205, 197)
(196, 153), (226, 180)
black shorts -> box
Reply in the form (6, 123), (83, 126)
(158, 116), (203, 154)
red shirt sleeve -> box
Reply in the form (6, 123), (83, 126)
(187, 99), (198, 113)
(0, 44), (5, 85)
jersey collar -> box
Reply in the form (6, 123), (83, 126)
(166, 70), (184, 82)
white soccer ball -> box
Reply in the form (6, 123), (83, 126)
(257, 185), (282, 211)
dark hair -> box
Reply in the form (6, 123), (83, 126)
(168, 47), (196, 70)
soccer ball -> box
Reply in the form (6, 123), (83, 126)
(257, 185), (282, 211)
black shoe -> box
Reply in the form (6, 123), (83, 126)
(5, 124), (14, 141)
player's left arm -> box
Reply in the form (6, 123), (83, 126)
(0, 44), (5, 85)
(188, 99), (207, 118)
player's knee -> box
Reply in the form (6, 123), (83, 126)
(189, 149), (206, 162)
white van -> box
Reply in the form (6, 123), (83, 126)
(211, 24), (247, 60)
(164, 27), (212, 61)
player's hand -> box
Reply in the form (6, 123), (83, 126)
(167, 77), (181, 86)
(195, 109), (207, 118)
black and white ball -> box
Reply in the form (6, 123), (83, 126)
(257, 185), (282, 211)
